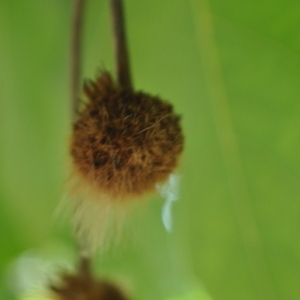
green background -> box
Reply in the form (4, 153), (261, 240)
(1, 0), (300, 299)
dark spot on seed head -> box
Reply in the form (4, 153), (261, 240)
(93, 151), (109, 168)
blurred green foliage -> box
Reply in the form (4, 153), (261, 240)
(1, 1), (300, 299)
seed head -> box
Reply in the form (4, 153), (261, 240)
(71, 71), (183, 201)
(67, 71), (184, 251)
(51, 271), (128, 300)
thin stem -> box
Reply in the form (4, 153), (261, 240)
(110, 0), (133, 89)
(71, 0), (86, 122)
(74, 204), (91, 264)
(71, 0), (90, 266)
(79, 255), (93, 281)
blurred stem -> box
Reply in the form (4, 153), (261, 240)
(79, 254), (93, 280)
(72, 0), (91, 266)
(190, 0), (276, 299)
(71, 0), (86, 122)
(110, 0), (133, 89)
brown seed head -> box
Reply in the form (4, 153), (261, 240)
(71, 71), (183, 200)
(51, 272), (128, 300)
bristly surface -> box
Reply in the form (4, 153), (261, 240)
(71, 71), (184, 200)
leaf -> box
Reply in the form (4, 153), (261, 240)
(187, 0), (300, 299)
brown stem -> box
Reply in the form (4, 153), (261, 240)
(79, 255), (93, 280)
(110, 0), (133, 89)
(71, 0), (86, 121)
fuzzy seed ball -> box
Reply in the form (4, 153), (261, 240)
(71, 71), (183, 200)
